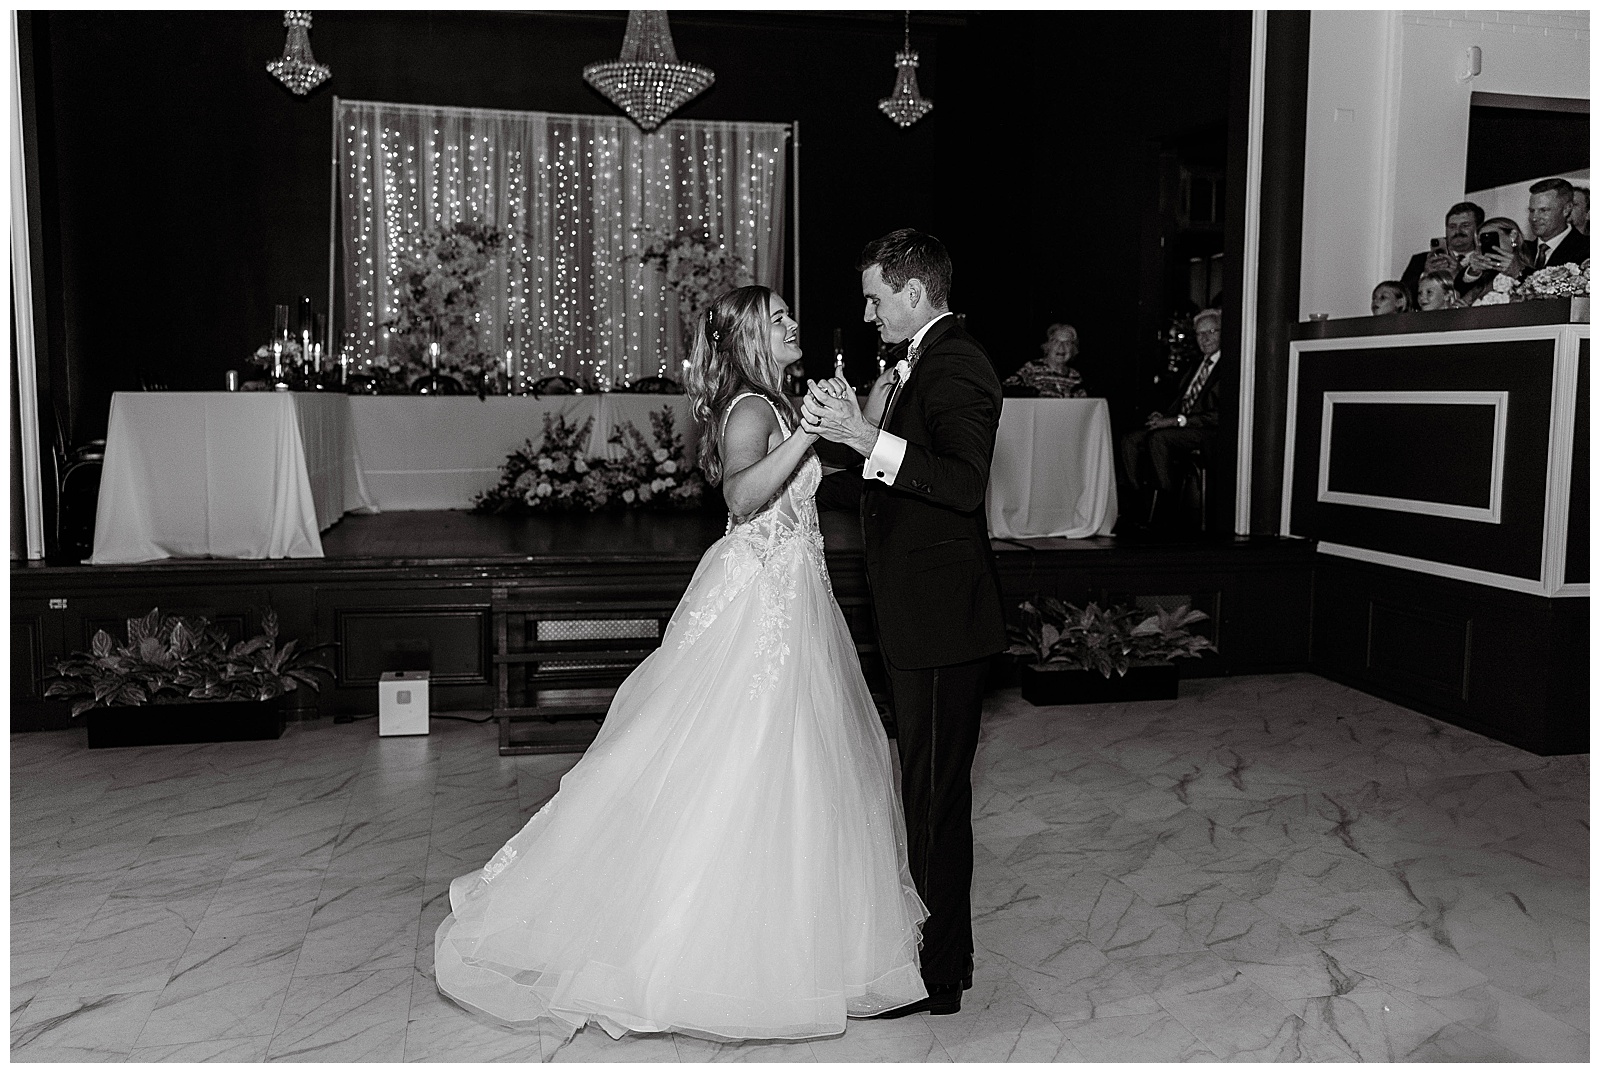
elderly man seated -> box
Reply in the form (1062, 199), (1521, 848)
(1003, 323), (1088, 397)
(1118, 308), (1222, 530)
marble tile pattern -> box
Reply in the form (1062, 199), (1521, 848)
(9, 674), (1587, 1062)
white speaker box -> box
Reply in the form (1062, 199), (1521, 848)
(379, 671), (430, 736)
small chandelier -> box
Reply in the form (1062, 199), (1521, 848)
(267, 10), (330, 97)
(584, 11), (714, 132)
(879, 12), (932, 129)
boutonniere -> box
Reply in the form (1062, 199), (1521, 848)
(894, 358), (912, 382)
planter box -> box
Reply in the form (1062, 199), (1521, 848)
(1020, 661), (1179, 706)
(83, 698), (286, 749)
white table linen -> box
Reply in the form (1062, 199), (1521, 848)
(346, 395), (699, 511)
(89, 392), (375, 564)
(986, 398), (1118, 540)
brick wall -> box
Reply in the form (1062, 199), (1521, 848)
(1403, 10), (1589, 42)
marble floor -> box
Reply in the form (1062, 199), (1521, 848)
(10, 673), (1588, 1062)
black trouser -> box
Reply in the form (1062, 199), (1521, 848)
(883, 653), (988, 989)
(1118, 425), (1213, 494)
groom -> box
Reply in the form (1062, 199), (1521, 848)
(802, 228), (1006, 1017)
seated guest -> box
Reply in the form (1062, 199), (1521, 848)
(1370, 280), (1410, 315)
(1524, 177), (1590, 269)
(1416, 269), (1463, 312)
(1118, 308), (1221, 526)
(1459, 216), (1530, 304)
(1003, 323), (1088, 397)
(1401, 201), (1483, 306)
(1572, 185), (1589, 236)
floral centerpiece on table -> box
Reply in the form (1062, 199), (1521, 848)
(247, 338), (305, 375)
(472, 405), (707, 514)
(638, 228), (752, 351)
(383, 219), (527, 394)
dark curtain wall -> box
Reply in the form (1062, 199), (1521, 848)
(25, 10), (1236, 444)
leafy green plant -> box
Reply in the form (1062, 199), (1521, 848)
(44, 608), (331, 717)
(1006, 596), (1216, 679)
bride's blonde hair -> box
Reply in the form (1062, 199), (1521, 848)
(685, 285), (798, 486)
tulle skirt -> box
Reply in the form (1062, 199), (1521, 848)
(433, 529), (928, 1041)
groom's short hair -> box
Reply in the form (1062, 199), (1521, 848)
(858, 229), (952, 309)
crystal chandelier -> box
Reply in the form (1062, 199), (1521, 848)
(267, 10), (331, 96)
(879, 12), (932, 129)
(583, 11), (714, 132)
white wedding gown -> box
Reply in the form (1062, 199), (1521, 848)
(434, 394), (928, 1042)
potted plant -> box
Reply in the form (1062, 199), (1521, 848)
(44, 607), (331, 748)
(1006, 596), (1216, 705)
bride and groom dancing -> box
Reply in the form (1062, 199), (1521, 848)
(433, 228), (1008, 1042)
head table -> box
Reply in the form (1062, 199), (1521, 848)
(88, 392), (1112, 563)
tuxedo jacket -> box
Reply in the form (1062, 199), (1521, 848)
(1161, 354), (1224, 430)
(816, 315), (1007, 670)
(1522, 229), (1590, 269)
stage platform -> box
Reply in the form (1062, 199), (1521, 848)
(12, 509), (1317, 737)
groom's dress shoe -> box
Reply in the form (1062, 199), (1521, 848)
(870, 977), (970, 1019)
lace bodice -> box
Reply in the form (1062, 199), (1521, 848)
(720, 392), (822, 546)
(671, 393), (829, 694)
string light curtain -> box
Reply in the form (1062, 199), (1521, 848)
(338, 99), (788, 388)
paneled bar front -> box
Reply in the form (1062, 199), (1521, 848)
(1285, 299), (1589, 754)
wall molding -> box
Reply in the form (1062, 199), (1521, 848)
(1316, 389), (1507, 522)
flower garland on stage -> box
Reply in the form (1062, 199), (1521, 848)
(473, 405), (708, 514)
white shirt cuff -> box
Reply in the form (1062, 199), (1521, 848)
(863, 431), (908, 486)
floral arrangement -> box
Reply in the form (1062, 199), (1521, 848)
(639, 228), (752, 349)
(45, 608), (330, 716)
(1006, 597), (1216, 679)
(1474, 260), (1591, 307)
(1513, 259), (1589, 301)
(473, 405), (707, 514)
(247, 338), (306, 371)
(383, 219), (527, 390)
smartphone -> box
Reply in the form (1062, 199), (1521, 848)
(1479, 232), (1501, 253)
(1429, 236), (1446, 253)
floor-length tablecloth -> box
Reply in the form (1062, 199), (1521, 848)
(89, 392), (375, 564)
(985, 398), (1118, 539)
(347, 395), (699, 511)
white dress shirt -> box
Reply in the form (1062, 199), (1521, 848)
(1535, 225), (1573, 267)
(863, 312), (954, 486)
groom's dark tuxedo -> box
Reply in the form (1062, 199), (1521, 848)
(817, 312), (1006, 992)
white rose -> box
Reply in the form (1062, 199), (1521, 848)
(659, 459), (677, 474)
(662, 476), (677, 489)
(651, 478), (665, 493)
(537, 457), (554, 472)
(574, 458), (589, 474)
(535, 482), (553, 496)
(514, 471), (535, 491)
(638, 484), (654, 501)
(652, 448), (669, 463)
(1492, 273), (1515, 294)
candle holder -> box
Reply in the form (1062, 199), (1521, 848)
(409, 338), (464, 395)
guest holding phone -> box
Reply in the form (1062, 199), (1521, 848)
(1459, 217), (1530, 305)
(1400, 202), (1483, 307)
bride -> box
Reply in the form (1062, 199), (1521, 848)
(433, 285), (928, 1042)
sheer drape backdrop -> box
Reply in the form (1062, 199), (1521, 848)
(337, 99), (789, 389)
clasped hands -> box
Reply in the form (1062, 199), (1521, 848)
(800, 376), (879, 456)
(1145, 411), (1182, 430)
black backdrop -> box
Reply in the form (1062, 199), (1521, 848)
(21, 10), (1240, 446)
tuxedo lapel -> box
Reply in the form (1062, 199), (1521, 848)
(883, 315), (958, 432)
